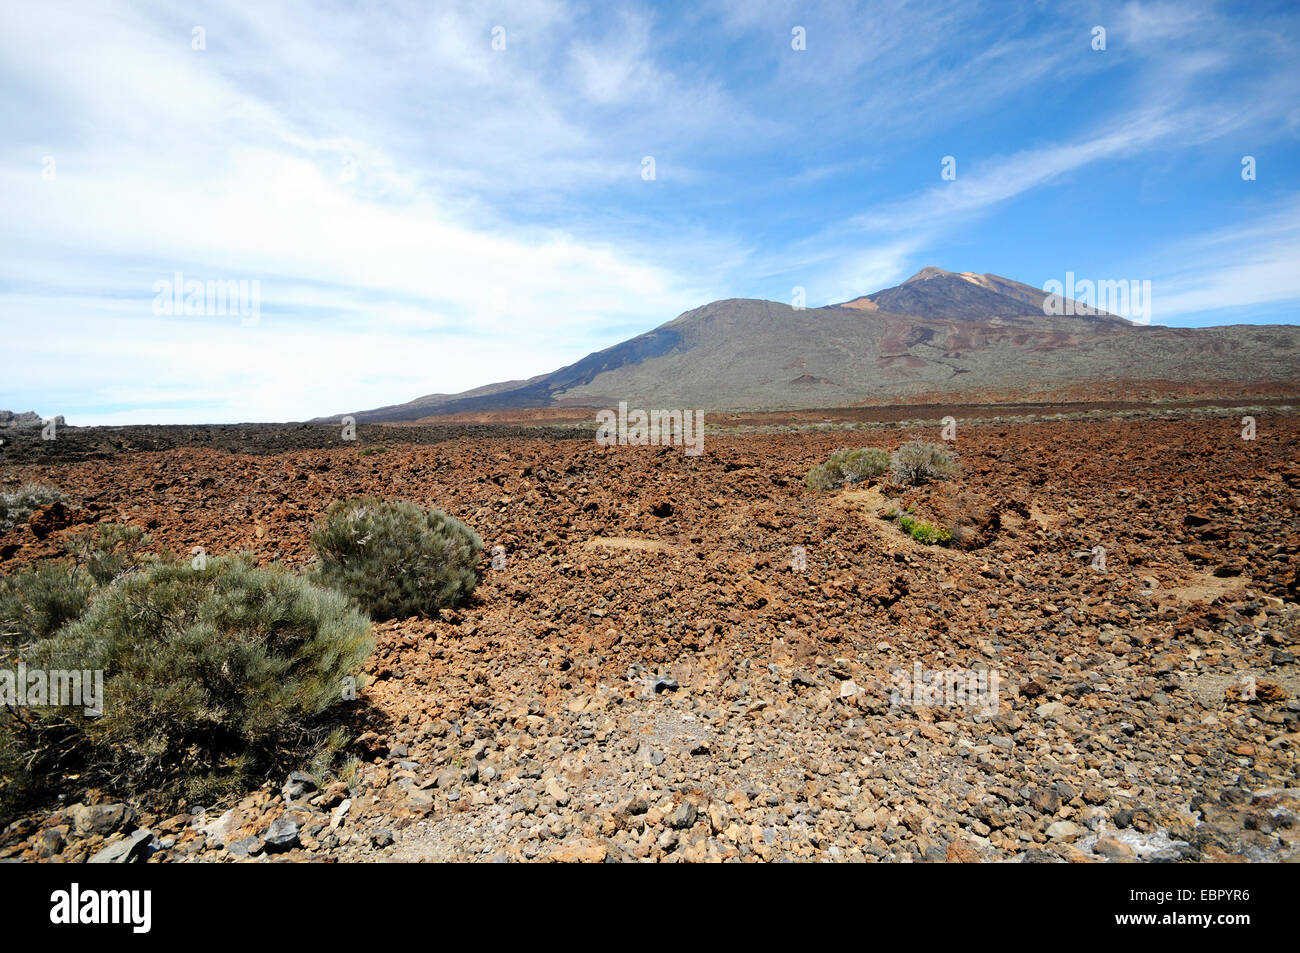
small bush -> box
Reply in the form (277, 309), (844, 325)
(805, 447), (891, 491)
(4, 554), (373, 803)
(0, 561), (94, 653)
(897, 513), (953, 545)
(839, 447), (891, 484)
(805, 462), (839, 491)
(67, 523), (153, 585)
(0, 522), (156, 657)
(358, 445), (389, 456)
(891, 441), (959, 486)
(310, 497), (482, 620)
(0, 484), (64, 532)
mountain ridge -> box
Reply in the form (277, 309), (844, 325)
(336, 268), (1298, 422)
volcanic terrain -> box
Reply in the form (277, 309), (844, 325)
(1, 401), (1297, 862)
(339, 269), (1300, 422)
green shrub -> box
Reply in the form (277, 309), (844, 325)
(358, 445), (389, 456)
(0, 523), (153, 656)
(897, 513), (953, 545)
(840, 447), (891, 483)
(310, 497), (482, 619)
(0, 561), (94, 653)
(67, 523), (153, 585)
(4, 554), (373, 803)
(891, 441), (959, 485)
(0, 484), (64, 532)
(805, 447), (891, 491)
(805, 462), (839, 491)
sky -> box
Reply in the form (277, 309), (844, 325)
(1, 0), (1298, 425)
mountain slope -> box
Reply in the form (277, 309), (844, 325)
(839, 267), (1123, 324)
(342, 268), (1299, 421)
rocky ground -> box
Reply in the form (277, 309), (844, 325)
(1, 405), (1297, 863)
(0, 420), (590, 463)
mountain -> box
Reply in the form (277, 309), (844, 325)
(839, 267), (1122, 323)
(341, 268), (1299, 421)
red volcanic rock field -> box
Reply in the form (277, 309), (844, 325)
(1, 405), (1297, 862)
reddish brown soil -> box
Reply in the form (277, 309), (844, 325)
(1, 407), (1297, 862)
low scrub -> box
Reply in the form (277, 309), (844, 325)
(891, 441), (959, 486)
(310, 497), (482, 620)
(887, 508), (953, 545)
(898, 513), (953, 545)
(805, 447), (891, 491)
(0, 484), (64, 533)
(2, 554), (373, 806)
(0, 561), (94, 654)
(67, 523), (153, 585)
(0, 523), (154, 655)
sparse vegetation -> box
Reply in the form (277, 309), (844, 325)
(2, 554), (373, 805)
(891, 441), (959, 485)
(897, 512), (953, 545)
(358, 445), (389, 456)
(310, 497), (482, 619)
(0, 561), (94, 653)
(805, 447), (891, 490)
(0, 484), (64, 532)
(0, 411), (1293, 861)
(1, 522), (155, 655)
(67, 522), (153, 585)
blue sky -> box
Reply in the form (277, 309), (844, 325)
(1, 0), (1298, 424)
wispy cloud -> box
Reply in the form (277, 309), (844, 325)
(1145, 196), (1300, 320)
(1, 0), (1296, 422)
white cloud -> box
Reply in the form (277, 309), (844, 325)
(1, 0), (1296, 423)
(0, 0), (734, 422)
(1144, 196), (1300, 321)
